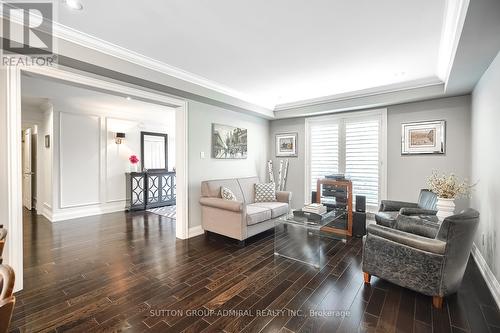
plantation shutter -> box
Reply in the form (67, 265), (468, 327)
(309, 122), (339, 192)
(345, 118), (380, 207)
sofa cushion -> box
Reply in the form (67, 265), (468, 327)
(394, 215), (439, 239)
(375, 211), (398, 228)
(221, 186), (237, 201)
(237, 177), (260, 204)
(250, 202), (289, 218)
(255, 183), (277, 203)
(246, 205), (272, 226)
(201, 179), (244, 201)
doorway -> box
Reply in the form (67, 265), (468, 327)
(21, 127), (36, 211)
(1, 66), (189, 292)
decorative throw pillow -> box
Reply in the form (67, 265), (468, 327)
(221, 186), (237, 201)
(254, 183), (277, 203)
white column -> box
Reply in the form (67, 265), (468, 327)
(0, 66), (24, 292)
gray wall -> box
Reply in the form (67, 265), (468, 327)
(188, 100), (270, 228)
(471, 50), (500, 283)
(269, 118), (306, 208)
(387, 95), (471, 212)
(270, 95), (471, 211)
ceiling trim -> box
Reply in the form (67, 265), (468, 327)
(0, 6), (274, 110)
(274, 77), (443, 111)
(50, 23), (276, 109)
(1, 2), (469, 115)
(437, 0), (470, 86)
(274, 82), (446, 119)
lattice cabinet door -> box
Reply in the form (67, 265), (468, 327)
(126, 172), (146, 210)
(145, 171), (176, 209)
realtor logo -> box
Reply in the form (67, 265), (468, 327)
(1, 2), (56, 66)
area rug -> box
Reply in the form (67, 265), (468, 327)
(147, 205), (176, 220)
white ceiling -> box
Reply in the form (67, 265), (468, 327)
(52, 0), (447, 109)
(21, 74), (175, 116)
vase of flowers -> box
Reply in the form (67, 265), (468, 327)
(427, 171), (474, 221)
(129, 155), (140, 172)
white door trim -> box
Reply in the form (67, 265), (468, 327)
(1, 67), (23, 292)
(4, 66), (190, 292)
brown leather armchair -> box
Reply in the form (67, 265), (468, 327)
(0, 264), (15, 333)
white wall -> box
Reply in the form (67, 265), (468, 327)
(269, 95), (471, 212)
(471, 51), (500, 287)
(188, 100), (270, 228)
(50, 106), (175, 221)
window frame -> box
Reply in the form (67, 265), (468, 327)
(304, 108), (387, 212)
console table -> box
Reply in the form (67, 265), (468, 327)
(126, 171), (176, 211)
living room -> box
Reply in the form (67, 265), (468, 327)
(1, 0), (500, 332)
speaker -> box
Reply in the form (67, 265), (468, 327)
(355, 195), (366, 212)
(311, 191), (317, 203)
(353, 211), (367, 238)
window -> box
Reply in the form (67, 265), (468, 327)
(305, 109), (387, 211)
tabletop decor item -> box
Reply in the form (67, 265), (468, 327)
(427, 170), (474, 221)
(129, 155), (140, 172)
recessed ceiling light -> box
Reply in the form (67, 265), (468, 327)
(63, 0), (83, 10)
(126, 96), (132, 101)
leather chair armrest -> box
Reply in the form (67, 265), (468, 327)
(399, 207), (438, 216)
(276, 191), (292, 204)
(379, 200), (418, 212)
(367, 224), (446, 254)
(199, 197), (243, 212)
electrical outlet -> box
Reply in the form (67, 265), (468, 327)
(200, 151), (205, 159)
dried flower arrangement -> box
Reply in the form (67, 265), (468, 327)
(427, 171), (474, 199)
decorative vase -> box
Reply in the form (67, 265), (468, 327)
(436, 197), (455, 222)
(130, 164), (139, 172)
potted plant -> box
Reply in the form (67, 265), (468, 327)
(129, 155), (140, 172)
(427, 171), (474, 221)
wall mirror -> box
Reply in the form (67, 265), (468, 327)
(141, 131), (168, 171)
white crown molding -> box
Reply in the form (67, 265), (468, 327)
(51, 23), (276, 110)
(471, 243), (500, 310)
(2, 2), (469, 115)
(274, 77), (444, 112)
(437, 0), (471, 86)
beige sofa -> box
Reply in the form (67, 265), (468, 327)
(199, 176), (292, 244)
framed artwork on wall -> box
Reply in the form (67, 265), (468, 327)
(401, 120), (446, 155)
(212, 123), (248, 159)
(275, 132), (298, 157)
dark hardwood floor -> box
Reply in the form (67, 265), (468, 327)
(10, 209), (500, 332)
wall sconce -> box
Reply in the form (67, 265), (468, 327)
(115, 132), (125, 144)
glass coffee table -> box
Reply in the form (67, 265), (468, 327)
(274, 209), (347, 269)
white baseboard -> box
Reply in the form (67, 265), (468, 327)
(51, 202), (126, 222)
(189, 225), (204, 238)
(471, 242), (500, 310)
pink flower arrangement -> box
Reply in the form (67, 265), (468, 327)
(129, 155), (139, 164)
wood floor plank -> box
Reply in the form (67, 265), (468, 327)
(10, 210), (500, 333)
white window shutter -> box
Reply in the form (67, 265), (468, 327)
(309, 122), (339, 192)
(345, 119), (380, 207)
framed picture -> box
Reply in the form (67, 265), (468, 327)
(275, 132), (298, 157)
(212, 123), (247, 159)
(401, 120), (445, 155)
(44, 135), (50, 148)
